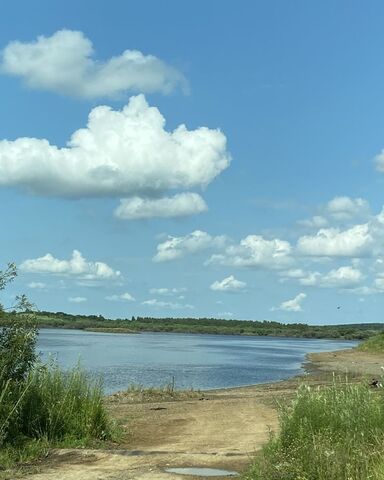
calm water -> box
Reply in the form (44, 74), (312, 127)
(37, 329), (358, 394)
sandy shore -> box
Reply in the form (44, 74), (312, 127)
(12, 347), (384, 480)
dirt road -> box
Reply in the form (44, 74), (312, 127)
(23, 387), (280, 480)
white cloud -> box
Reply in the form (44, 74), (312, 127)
(279, 269), (308, 280)
(321, 266), (363, 288)
(27, 281), (46, 289)
(68, 296), (87, 303)
(326, 196), (370, 221)
(298, 216), (328, 228)
(142, 299), (194, 309)
(20, 250), (121, 280)
(149, 287), (186, 296)
(0, 95), (230, 198)
(375, 150), (384, 173)
(298, 197), (370, 230)
(273, 293), (306, 312)
(153, 230), (226, 262)
(297, 224), (373, 257)
(114, 193), (207, 220)
(374, 278), (384, 291)
(210, 275), (246, 292)
(149, 288), (169, 295)
(348, 286), (377, 296)
(299, 266), (363, 289)
(105, 292), (135, 301)
(1, 30), (186, 98)
(217, 311), (234, 317)
(208, 235), (292, 270)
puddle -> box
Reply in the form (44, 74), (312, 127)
(165, 467), (239, 477)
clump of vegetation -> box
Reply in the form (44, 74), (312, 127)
(357, 332), (384, 353)
(0, 263), (113, 469)
(109, 379), (201, 404)
(245, 378), (384, 480)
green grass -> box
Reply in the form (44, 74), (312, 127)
(357, 332), (384, 353)
(108, 380), (202, 404)
(244, 378), (384, 480)
(0, 363), (115, 468)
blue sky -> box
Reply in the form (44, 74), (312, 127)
(1, 0), (384, 324)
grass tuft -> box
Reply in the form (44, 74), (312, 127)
(108, 379), (202, 404)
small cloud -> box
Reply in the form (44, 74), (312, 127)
(27, 281), (46, 289)
(207, 235), (292, 270)
(114, 193), (207, 220)
(272, 293), (306, 312)
(210, 275), (246, 292)
(105, 292), (135, 302)
(20, 250), (121, 280)
(217, 311), (234, 317)
(68, 296), (87, 303)
(153, 230), (227, 262)
(141, 298), (194, 310)
(300, 266), (364, 289)
(297, 224), (373, 258)
(149, 287), (187, 296)
(297, 216), (328, 228)
(326, 196), (370, 222)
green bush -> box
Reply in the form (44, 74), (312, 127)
(245, 379), (384, 480)
(0, 263), (114, 467)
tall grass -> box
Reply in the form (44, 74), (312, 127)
(0, 363), (113, 467)
(245, 378), (384, 480)
(357, 332), (384, 353)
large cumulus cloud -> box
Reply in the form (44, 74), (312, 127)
(0, 95), (230, 199)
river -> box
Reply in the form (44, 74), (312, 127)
(37, 329), (357, 394)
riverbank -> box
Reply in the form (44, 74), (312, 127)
(7, 347), (384, 480)
(5, 311), (380, 340)
(306, 348), (384, 377)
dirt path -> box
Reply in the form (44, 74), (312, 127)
(23, 389), (279, 480)
(15, 348), (384, 480)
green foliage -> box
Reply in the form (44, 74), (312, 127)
(0, 317), (38, 383)
(357, 332), (384, 353)
(245, 379), (384, 480)
(0, 264), (114, 468)
(0, 263), (16, 293)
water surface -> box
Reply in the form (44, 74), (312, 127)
(37, 329), (357, 394)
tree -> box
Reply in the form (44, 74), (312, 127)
(0, 263), (38, 383)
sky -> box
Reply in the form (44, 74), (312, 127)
(1, 0), (384, 325)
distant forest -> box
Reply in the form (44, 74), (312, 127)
(1, 310), (383, 340)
